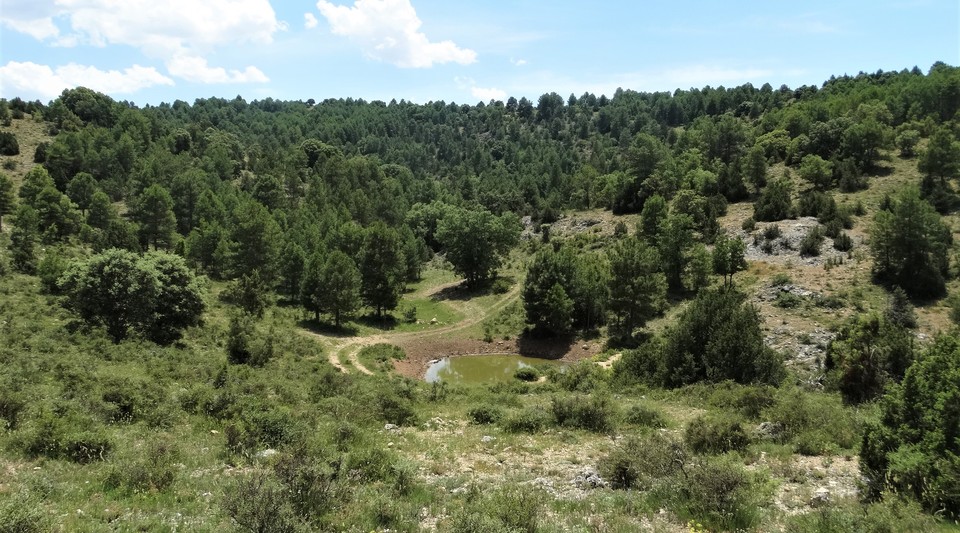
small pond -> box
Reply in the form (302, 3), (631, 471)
(424, 354), (561, 384)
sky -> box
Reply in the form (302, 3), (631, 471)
(1, 0), (958, 106)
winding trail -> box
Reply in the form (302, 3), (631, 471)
(300, 279), (522, 375)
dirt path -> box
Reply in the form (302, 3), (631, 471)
(300, 279), (528, 377)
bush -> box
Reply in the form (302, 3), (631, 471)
(762, 388), (859, 451)
(833, 232), (853, 251)
(677, 457), (765, 531)
(775, 291), (803, 309)
(861, 335), (960, 518)
(770, 272), (792, 286)
(684, 415), (751, 454)
(467, 404), (503, 425)
(222, 472), (301, 533)
(377, 393), (418, 427)
(0, 493), (49, 533)
(0, 389), (26, 430)
(550, 394), (616, 432)
(655, 288), (785, 387)
(708, 383), (777, 420)
(0, 131), (19, 156)
(550, 360), (603, 392)
(451, 485), (544, 533)
(799, 226), (825, 257)
(741, 218), (756, 232)
(501, 407), (549, 433)
(19, 409), (112, 463)
(599, 433), (683, 490)
(762, 224), (782, 241)
(624, 402), (667, 428)
(104, 439), (179, 493)
(513, 366), (539, 382)
(491, 277), (512, 294)
(785, 497), (936, 533)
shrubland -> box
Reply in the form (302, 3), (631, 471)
(1, 64), (960, 531)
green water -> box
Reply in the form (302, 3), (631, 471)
(424, 354), (560, 384)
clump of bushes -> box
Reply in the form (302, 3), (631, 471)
(514, 366), (539, 382)
(684, 415), (751, 454)
(550, 393), (616, 432)
(104, 438), (180, 493)
(501, 407), (550, 433)
(17, 407), (112, 463)
(599, 434), (766, 530)
(467, 404), (503, 425)
(624, 402), (668, 428)
(799, 226), (825, 256)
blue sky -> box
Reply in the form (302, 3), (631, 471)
(1, 0), (957, 106)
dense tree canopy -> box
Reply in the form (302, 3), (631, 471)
(861, 335), (960, 518)
(870, 187), (951, 298)
(59, 249), (205, 343)
(435, 205), (520, 288)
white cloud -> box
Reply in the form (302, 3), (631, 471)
(454, 76), (505, 102)
(510, 58), (527, 67)
(166, 55), (269, 84)
(0, 60), (173, 100)
(56, 0), (282, 54)
(315, 0), (476, 68)
(2, 0), (279, 85)
(1, 16), (61, 40)
(305, 12), (319, 29)
(471, 86), (506, 101)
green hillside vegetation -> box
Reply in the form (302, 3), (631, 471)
(1, 63), (960, 531)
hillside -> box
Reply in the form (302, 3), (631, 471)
(1, 65), (960, 532)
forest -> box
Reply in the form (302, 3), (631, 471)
(0, 62), (959, 531)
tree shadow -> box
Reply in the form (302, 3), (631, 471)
(515, 331), (579, 361)
(432, 275), (516, 302)
(355, 313), (398, 332)
(298, 319), (359, 338)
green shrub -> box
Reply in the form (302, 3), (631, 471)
(488, 485), (544, 533)
(676, 457), (765, 531)
(513, 366), (539, 382)
(0, 492), (49, 533)
(450, 485), (544, 533)
(785, 497), (936, 533)
(770, 272), (792, 286)
(467, 404), (503, 425)
(656, 288), (785, 387)
(491, 277), (512, 295)
(501, 407), (549, 433)
(624, 402), (667, 428)
(0, 389), (26, 430)
(550, 393), (616, 432)
(833, 232), (853, 251)
(599, 433), (683, 490)
(799, 226), (825, 256)
(861, 335), (960, 518)
(741, 218), (756, 232)
(19, 409), (112, 463)
(104, 438), (179, 493)
(763, 224), (782, 241)
(708, 383), (777, 420)
(222, 472), (302, 533)
(551, 360), (603, 392)
(684, 415), (751, 454)
(775, 291), (803, 308)
(62, 432), (113, 463)
(762, 388), (859, 451)
(377, 393), (418, 426)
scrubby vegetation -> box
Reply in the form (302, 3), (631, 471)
(1, 63), (960, 530)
